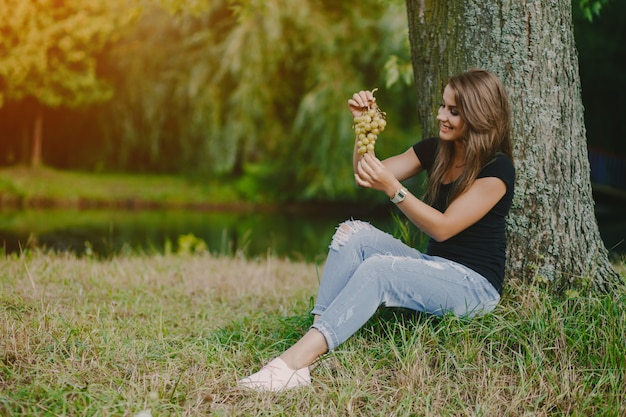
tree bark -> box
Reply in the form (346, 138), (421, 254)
(405, 0), (621, 292)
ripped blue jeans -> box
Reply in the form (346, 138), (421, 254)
(310, 220), (500, 351)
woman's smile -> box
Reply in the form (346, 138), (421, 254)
(437, 84), (465, 141)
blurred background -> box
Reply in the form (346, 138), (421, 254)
(0, 0), (624, 261)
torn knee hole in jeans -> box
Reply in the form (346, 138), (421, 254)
(329, 220), (372, 251)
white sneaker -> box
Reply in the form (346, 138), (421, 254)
(238, 357), (311, 392)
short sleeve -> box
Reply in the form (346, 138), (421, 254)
(412, 137), (439, 172)
(478, 154), (515, 194)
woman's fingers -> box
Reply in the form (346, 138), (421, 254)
(355, 157), (371, 187)
(361, 153), (384, 173)
(348, 90), (376, 110)
(359, 153), (394, 191)
(356, 154), (380, 183)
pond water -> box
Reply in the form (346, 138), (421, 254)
(0, 207), (398, 262)
(0, 203), (623, 262)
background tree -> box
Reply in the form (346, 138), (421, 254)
(0, 0), (136, 167)
(102, 0), (417, 201)
(405, 0), (621, 292)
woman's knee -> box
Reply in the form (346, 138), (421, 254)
(329, 219), (374, 251)
(350, 255), (394, 287)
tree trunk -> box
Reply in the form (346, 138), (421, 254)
(20, 125), (30, 165)
(31, 106), (43, 168)
(405, 0), (621, 292)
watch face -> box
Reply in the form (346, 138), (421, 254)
(392, 188), (407, 203)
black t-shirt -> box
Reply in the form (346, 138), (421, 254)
(412, 137), (515, 294)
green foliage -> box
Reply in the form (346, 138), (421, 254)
(100, 0), (418, 200)
(384, 55), (414, 90)
(389, 208), (428, 251)
(0, 0), (137, 108)
(234, 162), (276, 203)
(578, 0), (610, 21)
(0, 165), (230, 205)
(176, 233), (208, 255)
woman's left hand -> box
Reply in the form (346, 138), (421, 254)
(354, 153), (401, 198)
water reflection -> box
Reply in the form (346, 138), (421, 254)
(0, 208), (396, 262)
(1, 205), (623, 262)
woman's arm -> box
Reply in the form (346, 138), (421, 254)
(355, 153), (506, 241)
(381, 147), (424, 182)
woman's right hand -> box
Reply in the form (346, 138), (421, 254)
(348, 90), (377, 118)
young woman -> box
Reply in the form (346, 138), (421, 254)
(239, 68), (515, 391)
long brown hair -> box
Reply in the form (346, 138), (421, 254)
(425, 69), (512, 206)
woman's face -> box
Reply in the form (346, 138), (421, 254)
(437, 84), (465, 142)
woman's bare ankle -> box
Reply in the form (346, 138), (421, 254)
(277, 353), (298, 370)
(279, 329), (328, 370)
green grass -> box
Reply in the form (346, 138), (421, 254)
(1, 251), (625, 416)
(0, 165), (240, 208)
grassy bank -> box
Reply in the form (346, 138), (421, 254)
(0, 166), (241, 209)
(0, 166), (385, 214)
(1, 251), (625, 416)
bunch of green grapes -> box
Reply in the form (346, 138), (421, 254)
(353, 97), (387, 156)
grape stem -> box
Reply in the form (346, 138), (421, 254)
(367, 87), (379, 110)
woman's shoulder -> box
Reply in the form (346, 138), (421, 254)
(412, 137), (439, 170)
(479, 153), (515, 181)
(413, 137), (439, 152)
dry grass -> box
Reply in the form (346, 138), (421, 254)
(1, 252), (318, 415)
(1, 251), (625, 416)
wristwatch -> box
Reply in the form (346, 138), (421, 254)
(391, 187), (408, 204)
